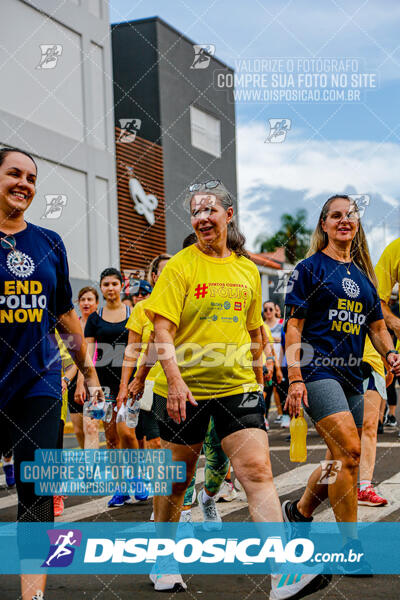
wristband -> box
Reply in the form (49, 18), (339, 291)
(288, 380), (304, 388)
(385, 349), (399, 361)
(265, 356), (275, 361)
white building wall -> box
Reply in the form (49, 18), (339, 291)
(0, 0), (118, 292)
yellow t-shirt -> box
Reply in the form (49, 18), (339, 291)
(362, 335), (385, 378)
(56, 331), (74, 423)
(375, 237), (400, 303)
(125, 299), (161, 382)
(145, 245), (263, 400)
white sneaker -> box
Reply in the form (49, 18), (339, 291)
(32, 592), (44, 600)
(270, 572), (331, 599)
(198, 488), (222, 531)
(149, 510), (154, 521)
(177, 509), (195, 537)
(149, 556), (187, 592)
(274, 415), (283, 424)
(280, 415), (291, 429)
(216, 480), (238, 502)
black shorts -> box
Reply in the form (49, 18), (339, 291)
(153, 391), (266, 445)
(67, 381), (83, 414)
(135, 409), (160, 441)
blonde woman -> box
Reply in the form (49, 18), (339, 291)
(283, 195), (400, 569)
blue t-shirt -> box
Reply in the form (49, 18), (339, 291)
(285, 251), (383, 393)
(0, 222), (73, 405)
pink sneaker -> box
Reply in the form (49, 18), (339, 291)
(358, 486), (388, 507)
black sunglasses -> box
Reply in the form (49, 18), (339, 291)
(189, 180), (221, 192)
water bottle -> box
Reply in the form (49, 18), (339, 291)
(289, 408), (308, 463)
(83, 396), (106, 420)
(125, 396), (140, 428)
(103, 394), (115, 423)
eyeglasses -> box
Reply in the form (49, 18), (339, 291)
(189, 180), (221, 192)
(325, 210), (359, 222)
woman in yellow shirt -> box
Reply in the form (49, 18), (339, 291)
(143, 181), (330, 599)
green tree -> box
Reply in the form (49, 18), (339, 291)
(256, 209), (312, 263)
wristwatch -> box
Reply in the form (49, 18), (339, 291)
(385, 349), (399, 361)
(63, 375), (71, 385)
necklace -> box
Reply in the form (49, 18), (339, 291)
(343, 260), (352, 275)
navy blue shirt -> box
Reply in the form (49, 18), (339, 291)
(285, 251), (383, 393)
(0, 223), (73, 405)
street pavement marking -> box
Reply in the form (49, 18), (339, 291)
(314, 471), (400, 522)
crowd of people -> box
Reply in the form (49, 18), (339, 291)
(1, 147), (400, 600)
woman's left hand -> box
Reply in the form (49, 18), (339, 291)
(127, 378), (145, 404)
(387, 352), (400, 376)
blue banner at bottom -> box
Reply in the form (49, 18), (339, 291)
(2, 522), (399, 574)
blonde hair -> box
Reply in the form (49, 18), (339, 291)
(307, 195), (377, 286)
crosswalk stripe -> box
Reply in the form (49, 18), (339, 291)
(191, 464), (319, 521)
(314, 470), (400, 522)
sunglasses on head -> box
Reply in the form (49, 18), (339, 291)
(189, 180), (221, 192)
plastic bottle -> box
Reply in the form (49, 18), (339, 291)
(103, 394), (115, 423)
(289, 408), (308, 462)
(83, 398), (106, 420)
(125, 396), (140, 428)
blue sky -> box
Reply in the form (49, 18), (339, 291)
(110, 0), (400, 261)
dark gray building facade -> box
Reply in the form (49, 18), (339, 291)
(111, 17), (237, 255)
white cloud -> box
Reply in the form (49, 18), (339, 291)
(237, 122), (400, 254)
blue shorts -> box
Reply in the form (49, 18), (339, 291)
(304, 378), (364, 428)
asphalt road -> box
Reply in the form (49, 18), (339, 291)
(1, 411), (400, 599)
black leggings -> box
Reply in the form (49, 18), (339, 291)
(1, 395), (61, 523)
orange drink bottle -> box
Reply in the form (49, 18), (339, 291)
(289, 408), (307, 462)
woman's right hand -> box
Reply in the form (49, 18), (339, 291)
(284, 381), (308, 417)
(116, 383), (129, 410)
(167, 377), (198, 424)
(74, 381), (86, 405)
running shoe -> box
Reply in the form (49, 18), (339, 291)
(3, 463), (15, 488)
(149, 556), (187, 592)
(385, 414), (397, 427)
(274, 415), (283, 424)
(32, 591), (44, 600)
(339, 539), (373, 577)
(377, 421), (384, 434)
(198, 488), (222, 531)
(265, 417), (270, 431)
(358, 485), (388, 507)
(150, 510), (154, 521)
(281, 415), (291, 429)
(177, 509), (195, 538)
(130, 477), (150, 501)
(270, 572), (332, 599)
(216, 480), (238, 502)
(53, 495), (66, 517)
(107, 492), (131, 507)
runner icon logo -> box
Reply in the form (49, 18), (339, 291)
(36, 45), (63, 69)
(265, 119), (291, 143)
(42, 529), (82, 568)
(318, 460), (342, 484)
(190, 45), (215, 69)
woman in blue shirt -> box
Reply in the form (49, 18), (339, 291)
(0, 147), (103, 600)
(283, 195), (400, 545)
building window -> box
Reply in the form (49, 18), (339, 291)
(190, 106), (221, 158)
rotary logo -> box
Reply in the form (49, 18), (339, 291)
(7, 251), (35, 278)
(342, 277), (360, 299)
